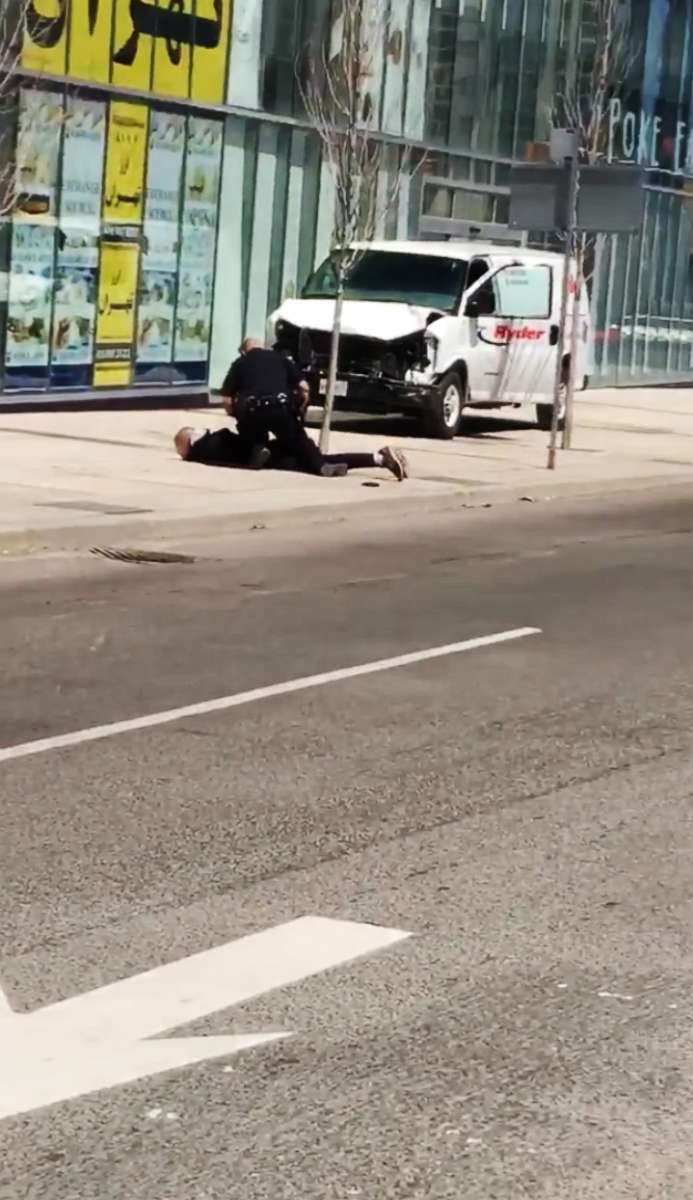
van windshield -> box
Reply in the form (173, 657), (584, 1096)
(302, 251), (468, 313)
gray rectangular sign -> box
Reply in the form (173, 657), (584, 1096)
(509, 165), (568, 232)
(509, 162), (644, 234)
(576, 164), (645, 232)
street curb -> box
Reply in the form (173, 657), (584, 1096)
(1, 471), (691, 558)
(0, 388), (212, 414)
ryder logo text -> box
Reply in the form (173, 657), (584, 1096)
(494, 325), (544, 341)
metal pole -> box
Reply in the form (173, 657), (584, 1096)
(547, 152), (578, 471)
(561, 235), (581, 450)
(558, 1), (581, 453)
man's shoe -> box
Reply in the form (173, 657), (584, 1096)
(320, 462), (349, 477)
(248, 445), (272, 470)
(380, 446), (409, 481)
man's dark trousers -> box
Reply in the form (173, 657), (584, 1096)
(237, 398), (380, 475)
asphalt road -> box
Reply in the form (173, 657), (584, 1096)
(2, 486), (693, 1199)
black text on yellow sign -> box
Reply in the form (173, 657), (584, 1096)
(103, 102), (149, 228)
(94, 241), (140, 386)
(21, 0), (68, 75)
(21, 0), (233, 104)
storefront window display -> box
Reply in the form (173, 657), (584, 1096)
(5, 223), (56, 390)
(174, 116), (223, 381)
(3, 88), (224, 393)
(136, 111), (186, 380)
(51, 97), (106, 388)
(5, 89), (63, 390)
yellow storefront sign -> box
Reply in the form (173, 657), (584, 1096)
(67, 0), (114, 83)
(21, 0), (233, 103)
(103, 102), (149, 226)
(111, 0), (154, 91)
(21, 0), (68, 76)
(151, 0), (190, 98)
(190, 0), (232, 104)
(94, 242), (140, 386)
(95, 99), (148, 387)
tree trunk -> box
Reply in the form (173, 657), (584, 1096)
(319, 272), (345, 454)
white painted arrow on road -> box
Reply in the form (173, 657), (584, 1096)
(0, 916), (410, 1121)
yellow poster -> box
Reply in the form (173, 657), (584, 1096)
(94, 242), (140, 386)
(67, 0), (114, 83)
(190, 0), (232, 104)
(152, 0), (193, 98)
(21, 0), (68, 75)
(111, 0), (154, 91)
(103, 102), (149, 226)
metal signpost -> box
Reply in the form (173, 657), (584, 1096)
(509, 140), (644, 469)
(548, 130), (579, 472)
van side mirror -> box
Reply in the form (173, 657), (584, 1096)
(465, 291), (494, 318)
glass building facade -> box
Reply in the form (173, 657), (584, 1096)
(3, 0), (693, 400)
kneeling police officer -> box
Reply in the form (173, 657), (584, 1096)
(220, 337), (407, 480)
(220, 337), (343, 476)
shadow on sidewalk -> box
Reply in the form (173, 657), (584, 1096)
(306, 412), (538, 440)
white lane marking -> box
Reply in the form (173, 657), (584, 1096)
(0, 915), (410, 1121)
(18, 915), (409, 1040)
(0, 628), (540, 765)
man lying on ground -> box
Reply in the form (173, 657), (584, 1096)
(174, 425), (408, 481)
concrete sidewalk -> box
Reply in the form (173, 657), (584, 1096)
(0, 387), (691, 554)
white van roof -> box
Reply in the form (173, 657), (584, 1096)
(351, 239), (563, 262)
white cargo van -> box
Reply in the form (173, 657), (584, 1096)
(269, 240), (592, 439)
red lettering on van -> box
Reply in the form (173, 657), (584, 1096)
(494, 325), (545, 341)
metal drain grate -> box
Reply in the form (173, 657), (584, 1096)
(90, 546), (196, 565)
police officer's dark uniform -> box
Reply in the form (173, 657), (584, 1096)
(216, 342), (409, 480)
(221, 345), (327, 474)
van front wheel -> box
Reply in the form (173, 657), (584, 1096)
(424, 372), (464, 439)
(536, 397), (565, 432)
(537, 370), (568, 430)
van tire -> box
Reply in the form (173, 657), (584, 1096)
(536, 376), (567, 431)
(424, 372), (464, 439)
(536, 403), (564, 431)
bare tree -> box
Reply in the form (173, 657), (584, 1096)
(0, 0), (29, 217)
(298, 0), (421, 452)
(552, 0), (634, 447)
(559, 0), (632, 163)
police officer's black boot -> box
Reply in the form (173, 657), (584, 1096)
(248, 446), (272, 470)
